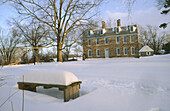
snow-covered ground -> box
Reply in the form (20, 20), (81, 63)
(0, 54), (170, 111)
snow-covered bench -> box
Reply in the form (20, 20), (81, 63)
(17, 70), (82, 102)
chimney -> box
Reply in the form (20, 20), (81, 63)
(117, 19), (121, 26)
(102, 21), (106, 29)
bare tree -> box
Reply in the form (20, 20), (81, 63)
(0, 28), (21, 65)
(61, 19), (100, 61)
(15, 21), (51, 65)
(2, 0), (103, 62)
(139, 25), (167, 54)
(123, 0), (136, 18)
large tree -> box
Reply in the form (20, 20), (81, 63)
(139, 25), (167, 54)
(0, 28), (21, 65)
(3, 0), (102, 62)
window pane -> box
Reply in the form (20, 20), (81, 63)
(125, 48), (128, 55)
(97, 50), (100, 56)
(117, 27), (119, 33)
(88, 31), (90, 36)
(124, 36), (127, 43)
(117, 48), (121, 55)
(88, 40), (91, 45)
(131, 26), (133, 31)
(132, 47), (135, 55)
(89, 50), (92, 56)
(97, 38), (99, 44)
(105, 38), (108, 44)
(101, 30), (103, 34)
(117, 37), (120, 43)
(131, 35), (134, 42)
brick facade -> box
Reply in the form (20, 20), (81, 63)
(83, 20), (140, 58)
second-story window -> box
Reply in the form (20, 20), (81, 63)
(96, 38), (100, 45)
(117, 37), (120, 44)
(131, 35), (135, 43)
(124, 36), (127, 43)
(88, 39), (91, 46)
(105, 38), (108, 44)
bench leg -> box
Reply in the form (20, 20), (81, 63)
(64, 86), (71, 102)
(64, 84), (80, 102)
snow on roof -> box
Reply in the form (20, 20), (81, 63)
(139, 45), (154, 52)
(19, 70), (79, 86)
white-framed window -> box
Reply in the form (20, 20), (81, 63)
(105, 38), (108, 45)
(124, 36), (127, 43)
(96, 38), (100, 45)
(128, 26), (134, 32)
(100, 30), (103, 35)
(131, 26), (134, 32)
(130, 35), (135, 43)
(117, 48), (121, 56)
(114, 27), (116, 33)
(96, 49), (100, 57)
(88, 31), (90, 36)
(116, 37), (120, 44)
(117, 27), (119, 33)
(124, 47), (128, 55)
(146, 52), (151, 55)
(88, 39), (91, 46)
(131, 47), (135, 55)
(88, 50), (92, 57)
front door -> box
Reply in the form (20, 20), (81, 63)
(105, 48), (109, 58)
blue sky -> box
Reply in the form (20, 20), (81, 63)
(0, 0), (169, 31)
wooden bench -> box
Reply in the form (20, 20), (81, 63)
(17, 70), (82, 102)
(18, 81), (82, 102)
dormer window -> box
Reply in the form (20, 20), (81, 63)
(131, 26), (133, 32)
(88, 30), (94, 36)
(117, 27), (119, 33)
(128, 26), (134, 32)
(114, 27), (116, 33)
(101, 30), (103, 34)
(88, 31), (90, 36)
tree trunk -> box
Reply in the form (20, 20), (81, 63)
(33, 49), (39, 65)
(35, 49), (39, 63)
(57, 43), (63, 62)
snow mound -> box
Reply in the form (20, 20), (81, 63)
(19, 70), (79, 85)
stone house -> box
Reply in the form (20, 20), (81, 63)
(83, 19), (140, 58)
(139, 45), (154, 56)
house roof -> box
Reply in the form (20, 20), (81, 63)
(139, 45), (154, 52)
